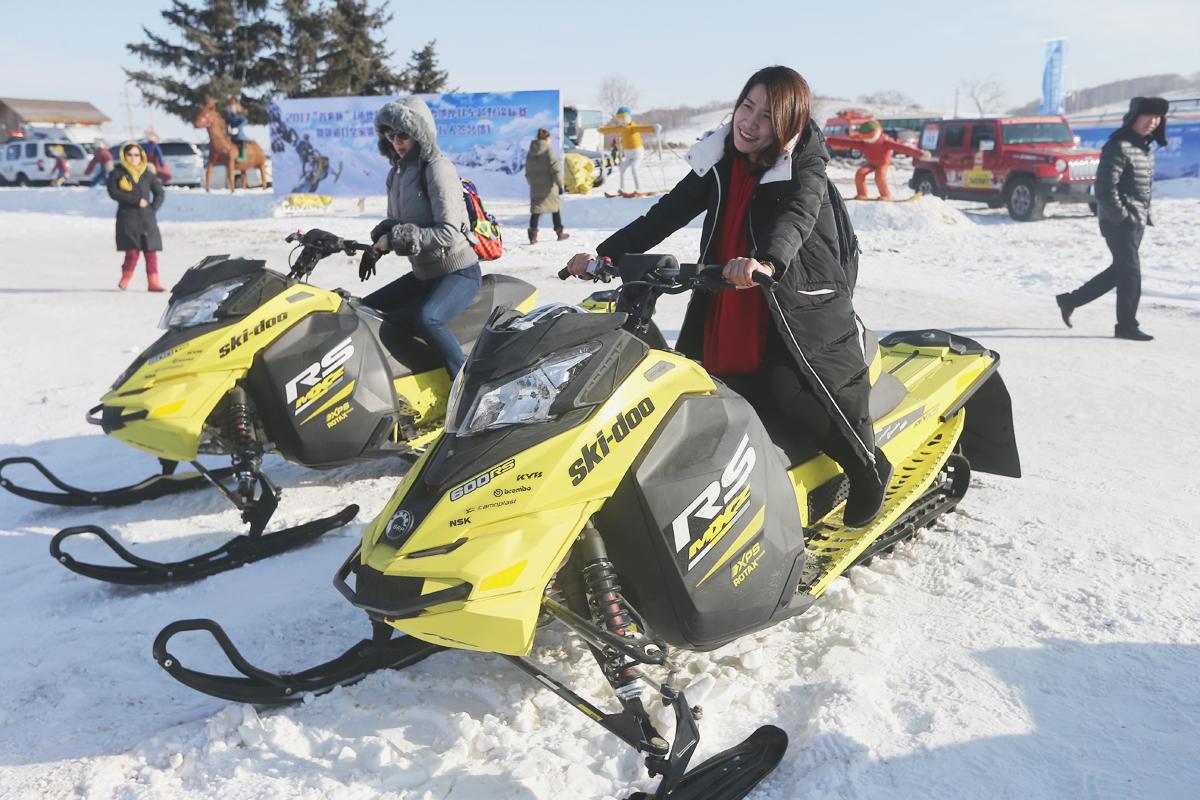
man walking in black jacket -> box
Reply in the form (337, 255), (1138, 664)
(1056, 96), (1168, 341)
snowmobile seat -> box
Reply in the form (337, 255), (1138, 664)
(366, 275), (532, 379)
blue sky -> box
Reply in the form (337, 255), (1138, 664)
(2, 0), (1196, 142)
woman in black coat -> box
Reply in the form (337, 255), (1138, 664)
(567, 66), (891, 528)
(107, 142), (165, 291)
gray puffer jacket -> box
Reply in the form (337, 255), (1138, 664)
(1096, 127), (1155, 228)
(374, 96), (476, 279)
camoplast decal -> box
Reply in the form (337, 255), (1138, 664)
(285, 336), (355, 416)
(671, 433), (757, 570)
(450, 459), (516, 502)
(383, 508), (414, 542)
(218, 312), (288, 358)
(568, 398), (656, 486)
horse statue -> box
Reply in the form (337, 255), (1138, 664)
(193, 97), (269, 193)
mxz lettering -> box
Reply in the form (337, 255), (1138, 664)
(286, 336), (355, 414)
(671, 433), (757, 565)
(568, 398), (656, 486)
(218, 313), (288, 358)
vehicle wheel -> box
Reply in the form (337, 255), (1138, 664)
(1006, 177), (1045, 221)
(1088, 201), (1098, 216)
(912, 171), (940, 198)
(848, 149), (861, 159)
(15, 173), (30, 187)
(594, 169), (604, 188)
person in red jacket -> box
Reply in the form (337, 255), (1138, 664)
(826, 120), (926, 200)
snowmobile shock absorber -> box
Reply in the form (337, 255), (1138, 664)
(578, 526), (640, 696)
(227, 386), (255, 450)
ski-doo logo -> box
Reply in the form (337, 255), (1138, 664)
(671, 433), (756, 569)
(218, 312), (288, 358)
(450, 459), (516, 502)
(568, 398), (656, 486)
(383, 509), (414, 541)
(285, 336), (355, 415)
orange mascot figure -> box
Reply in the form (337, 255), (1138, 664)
(826, 120), (927, 200)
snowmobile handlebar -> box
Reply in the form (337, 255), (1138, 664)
(558, 254), (777, 291)
(286, 228), (372, 279)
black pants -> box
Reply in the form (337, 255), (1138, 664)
(529, 212), (563, 230)
(1066, 220), (1144, 329)
(720, 329), (871, 477)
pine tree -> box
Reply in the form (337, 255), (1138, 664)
(276, 0), (329, 98)
(126, 0), (284, 124)
(315, 0), (408, 96)
(405, 40), (449, 94)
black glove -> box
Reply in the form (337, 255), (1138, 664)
(370, 218), (399, 244)
(358, 248), (380, 282)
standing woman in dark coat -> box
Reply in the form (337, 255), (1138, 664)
(567, 65), (892, 527)
(525, 128), (568, 243)
(107, 142), (165, 291)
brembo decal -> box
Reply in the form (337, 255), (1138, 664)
(568, 398), (656, 486)
(285, 336), (355, 416)
(218, 312), (288, 358)
(450, 459), (516, 502)
(671, 433), (757, 570)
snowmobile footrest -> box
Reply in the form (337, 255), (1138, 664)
(49, 504), (359, 585)
(628, 725), (788, 800)
(153, 617), (445, 705)
(0, 455), (238, 508)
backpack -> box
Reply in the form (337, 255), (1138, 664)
(825, 177), (860, 294)
(418, 163), (504, 262)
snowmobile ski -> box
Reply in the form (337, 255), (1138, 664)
(0, 455), (237, 508)
(627, 724), (788, 800)
(49, 504), (359, 586)
(153, 617), (444, 704)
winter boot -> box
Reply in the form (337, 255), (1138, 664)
(147, 272), (164, 292)
(527, 227), (538, 245)
(1114, 324), (1153, 341)
(1055, 293), (1074, 328)
(842, 448), (894, 529)
(118, 272), (133, 290)
(554, 226), (570, 242)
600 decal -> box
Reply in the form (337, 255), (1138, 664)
(450, 459), (516, 501)
(568, 398), (656, 486)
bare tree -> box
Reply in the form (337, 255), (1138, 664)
(961, 77), (1006, 116)
(598, 76), (640, 115)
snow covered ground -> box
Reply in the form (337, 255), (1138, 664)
(2, 153), (1199, 799)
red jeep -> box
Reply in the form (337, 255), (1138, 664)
(909, 116), (1100, 221)
(823, 108), (876, 157)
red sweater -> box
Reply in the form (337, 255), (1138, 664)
(702, 156), (768, 375)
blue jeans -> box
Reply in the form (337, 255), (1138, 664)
(363, 264), (482, 376)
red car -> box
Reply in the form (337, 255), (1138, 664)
(909, 116), (1100, 221)
(822, 108), (876, 157)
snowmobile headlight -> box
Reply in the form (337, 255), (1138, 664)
(450, 344), (600, 436)
(158, 278), (248, 330)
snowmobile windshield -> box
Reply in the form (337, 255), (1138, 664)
(1001, 122), (1073, 146)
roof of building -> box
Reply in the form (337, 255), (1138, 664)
(0, 97), (111, 125)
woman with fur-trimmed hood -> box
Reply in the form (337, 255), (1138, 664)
(365, 96), (481, 376)
(107, 141), (165, 291)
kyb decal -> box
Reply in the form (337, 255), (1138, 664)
(218, 312), (288, 358)
(568, 398), (656, 486)
(450, 459), (516, 501)
(285, 336), (355, 416)
(671, 433), (757, 569)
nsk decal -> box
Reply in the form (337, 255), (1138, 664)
(450, 459), (516, 501)
(218, 312), (288, 358)
(568, 398), (656, 486)
(671, 433), (756, 569)
(383, 508), (415, 541)
(285, 336), (355, 415)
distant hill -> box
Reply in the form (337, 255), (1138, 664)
(1010, 72), (1200, 115)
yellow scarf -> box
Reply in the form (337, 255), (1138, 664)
(117, 142), (148, 184)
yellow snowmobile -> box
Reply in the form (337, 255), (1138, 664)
(3, 229), (536, 584)
(156, 255), (1019, 798)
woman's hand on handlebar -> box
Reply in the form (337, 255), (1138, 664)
(565, 252), (598, 279)
(723, 257), (773, 289)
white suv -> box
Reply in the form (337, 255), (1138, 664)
(0, 139), (90, 186)
(153, 139), (205, 187)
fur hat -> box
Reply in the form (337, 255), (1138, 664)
(1121, 96), (1169, 146)
(374, 96), (440, 164)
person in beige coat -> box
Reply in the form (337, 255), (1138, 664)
(525, 128), (568, 243)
